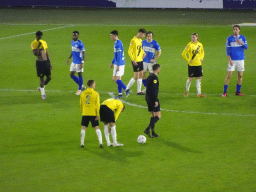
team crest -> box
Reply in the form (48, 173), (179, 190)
(153, 80), (157, 84)
(150, 44), (153, 48)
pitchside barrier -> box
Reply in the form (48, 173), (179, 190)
(0, 0), (255, 9)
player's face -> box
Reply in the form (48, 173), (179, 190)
(233, 27), (240, 36)
(72, 33), (79, 41)
(147, 33), (153, 42)
(91, 82), (96, 89)
(110, 34), (116, 41)
(191, 35), (198, 43)
(156, 67), (161, 75)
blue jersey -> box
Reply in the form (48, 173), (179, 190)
(142, 39), (161, 63)
(71, 40), (85, 64)
(226, 35), (247, 60)
(112, 40), (125, 66)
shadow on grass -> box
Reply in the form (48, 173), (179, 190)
(160, 139), (202, 153)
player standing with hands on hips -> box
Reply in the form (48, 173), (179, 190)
(144, 64), (161, 138)
(67, 31), (85, 95)
(182, 33), (206, 97)
(222, 25), (248, 97)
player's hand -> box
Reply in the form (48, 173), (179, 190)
(200, 59), (203, 62)
(150, 59), (156, 63)
(116, 66), (119, 71)
(50, 64), (52, 70)
(229, 59), (233, 66)
(80, 63), (84, 69)
(190, 60), (193, 63)
(95, 116), (99, 121)
(66, 59), (70, 65)
(110, 63), (113, 68)
(235, 38), (244, 45)
(132, 60), (138, 66)
(154, 102), (158, 107)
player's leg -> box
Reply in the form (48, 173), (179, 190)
(80, 126), (86, 148)
(126, 62), (138, 91)
(109, 122), (123, 146)
(196, 77), (206, 97)
(236, 71), (244, 96)
(103, 122), (112, 146)
(184, 77), (192, 97)
(77, 72), (83, 94)
(222, 71), (233, 97)
(137, 62), (144, 95)
(92, 117), (103, 148)
(39, 76), (47, 99)
(70, 62), (79, 84)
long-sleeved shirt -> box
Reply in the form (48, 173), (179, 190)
(182, 41), (204, 66)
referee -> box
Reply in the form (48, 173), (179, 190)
(144, 64), (161, 138)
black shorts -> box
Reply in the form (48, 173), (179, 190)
(132, 61), (143, 72)
(188, 65), (203, 77)
(81, 116), (99, 127)
(100, 105), (115, 123)
(146, 97), (161, 112)
(36, 60), (51, 77)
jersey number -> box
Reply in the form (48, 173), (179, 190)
(86, 95), (90, 104)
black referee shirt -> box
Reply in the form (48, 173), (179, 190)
(146, 73), (159, 102)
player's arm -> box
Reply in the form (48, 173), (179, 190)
(66, 51), (72, 65)
(128, 40), (137, 65)
(181, 45), (190, 63)
(114, 104), (123, 121)
(80, 50), (85, 68)
(240, 36), (248, 50)
(95, 93), (100, 120)
(46, 49), (52, 69)
(199, 45), (204, 62)
(226, 37), (233, 65)
(150, 49), (161, 63)
(80, 95), (83, 113)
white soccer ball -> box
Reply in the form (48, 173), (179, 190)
(137, 135), (146, 144)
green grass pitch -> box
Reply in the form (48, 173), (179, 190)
(0, 8), (256, 192)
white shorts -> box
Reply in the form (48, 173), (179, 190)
(113, 65), (125, 77)
(143, 62), (153, 73)
(227, 60), (244, 72)
(70, 62), (84, 72)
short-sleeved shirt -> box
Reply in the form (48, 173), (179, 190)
(72, 40), (85, 64)
(142, 39), (161, 63)
(146, 73), (159, 103)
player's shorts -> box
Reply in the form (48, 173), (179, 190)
(143, 62), (153, 73)
(70, 62), (84, 72)
(146, 96), (161, 112)
(132, 61), (143, 72)
(188, 65), (203, 77)
(100, 105), (115, 123)
(227, 60), (244, 72)
(113, 65), (125, 77)
(36, 60), (51, 77)
(81, 116), (99, 127)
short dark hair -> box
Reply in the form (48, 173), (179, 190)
(147, 31), (154, 36)
(87, 79), (95, 87)
(139, 28), (146, 34)
(110, 30), (118, 36)
(233, 25), (240, 30)
(152, 64), (160, 71)
(36, 31), (43, 37)
(73, 31), (79, 35)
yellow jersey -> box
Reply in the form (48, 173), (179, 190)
(80, 88), (100, 116)
(101, 99), (124, 121)
(182, 41), (204, 66)
(128, 36), (145, 62)
(31, 39), (48, 52)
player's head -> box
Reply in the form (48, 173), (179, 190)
(36, 31), (43, 40)
(87, 79), (95, 89)
(191, 33), (199, 43)
(110, 30), (118, 41)
(152, 64), (161, 74)
(72, 31), (79, 41)
(138, 28), (147, 39)
(146, 31), (154, 42)
(233, 25), (240, 35)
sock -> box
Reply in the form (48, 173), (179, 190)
(116, 79), (127, 91)
(186, 79), (192, 92)
(104, 125), (111, 144)
(149, 117), (155, 130)
(236, 84), (241, 93)
(150, 116), (160, 133)
(81, 129), (86, 145)
(196, 79), (201, 94)
(137, 78), (142, 93)
(116, 80), (122, 95)
(110, 126), (117, 144)
(142, 79), (147, 87)
(40, 87), (45, 95)
(71, 75), (79, 84)
(95, 129), (103, 145)
(78, 76), (83, 90)
(224, 85), (228, 93)
(126, 77), (136, 90)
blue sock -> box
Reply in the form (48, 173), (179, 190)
(71, 75), (79, 84)
(142, 79), (147, 87)
(116, 79), (127, 91)
(236, 84), (241, 93)
(223, 85), (228, 93)
(78, 76), (83, 90)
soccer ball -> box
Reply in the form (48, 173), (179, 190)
(137, 135), (146, 144)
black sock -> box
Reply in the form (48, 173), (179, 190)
(151, 116), (160, 133)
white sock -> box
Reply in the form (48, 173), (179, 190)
(137, 78), (142, 93)
(126, 77), (136, 90)
(41, 87), (45, 95)
(110, 125), (117, 144)
(196, 79), (201, 94)
(104, 124), (111, 144)
(186, 79), (192, 92)
(95, 129), (103, 145)
(81, 129), (86, 145)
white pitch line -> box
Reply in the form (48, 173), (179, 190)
(108, 92), (256, 117)
(0, 25), (74, 40)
